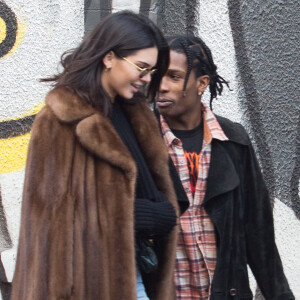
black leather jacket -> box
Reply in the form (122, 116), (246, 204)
(167, 114), (294, 300)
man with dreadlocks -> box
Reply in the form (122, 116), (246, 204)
(155, 35), (294, 300)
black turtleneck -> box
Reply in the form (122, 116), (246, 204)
(109, 98), (177, 238)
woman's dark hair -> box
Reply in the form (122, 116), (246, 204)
(42, 10), (169, 116)
(167, 35), (230, 109)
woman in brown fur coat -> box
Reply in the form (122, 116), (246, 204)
(11, 11), (180, 300)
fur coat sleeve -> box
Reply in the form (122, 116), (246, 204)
(11, 107), (79, 299)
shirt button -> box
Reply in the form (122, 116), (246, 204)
(198, 236), (201, 241)
(180, 160), (184, 164)
(172, 140), (179, 145)
(229, 288), (237, 296)
(205, 288), (209, 293)
(201, 264), (205, 268)
(185, 187), (190, 192)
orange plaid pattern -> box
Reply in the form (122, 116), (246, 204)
(160, 103), (228, 299)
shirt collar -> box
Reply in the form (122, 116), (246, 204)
(160, 102), (228, 147)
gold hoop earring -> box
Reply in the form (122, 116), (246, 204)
(198, 91), (203, 96)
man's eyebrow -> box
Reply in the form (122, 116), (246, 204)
(167, 68), (185, 74)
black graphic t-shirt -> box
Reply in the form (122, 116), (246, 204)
(171, 122), (204, 195)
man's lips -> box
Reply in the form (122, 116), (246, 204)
(156, 98), (174, 107)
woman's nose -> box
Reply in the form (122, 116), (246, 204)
(140, 72), (152, 83)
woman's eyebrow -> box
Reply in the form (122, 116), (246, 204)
(136, 61), (151, 67)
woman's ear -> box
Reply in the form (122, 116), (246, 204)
(197, 75), (210, 95)
(102, 51), (115, 69)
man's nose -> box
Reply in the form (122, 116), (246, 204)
(159, 76), (168, 92)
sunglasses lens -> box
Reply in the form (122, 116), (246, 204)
(139, 69), (150, 78)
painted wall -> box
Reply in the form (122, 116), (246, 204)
(0, 0), (84, 299)
(0, 0), (299, 299)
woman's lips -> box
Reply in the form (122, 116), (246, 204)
(131, 84), (139, 93)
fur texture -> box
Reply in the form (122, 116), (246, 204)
(11, 87), (179, 300)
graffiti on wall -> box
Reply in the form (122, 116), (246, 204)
(0, 2), (29, 299)
(0, 103), (43, 174)
(0, 1), (17, 58)
(0, 1), (83, 299)
(0, 1), (26, 59)
(0, 1), (33, 175)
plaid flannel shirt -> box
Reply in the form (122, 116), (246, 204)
(160, 103), (228, 299)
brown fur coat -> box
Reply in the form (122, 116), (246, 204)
(11, 87), (179, 300)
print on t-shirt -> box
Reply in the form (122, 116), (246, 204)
(184, 151), (200, 195)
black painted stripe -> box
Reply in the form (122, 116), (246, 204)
(227, 1), (276, 200)
(186, 0), (198, 34)
(139, 0), (152, 16)
(84, 0), (111, 32)
(0, 2), (18, 58)
(0, 115), (36, 139)
(155, 1), (198, 35)
(290, 121), (300, 219)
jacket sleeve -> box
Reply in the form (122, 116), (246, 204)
(244, 140), (294, 300)
(11, 107), (76, 300)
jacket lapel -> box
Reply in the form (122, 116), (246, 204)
(203, 141), (240, 204)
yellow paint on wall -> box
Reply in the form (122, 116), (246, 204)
(0, 133), (30, 173)
(0, 101), (44, 174)
(0, 17), (6, 43)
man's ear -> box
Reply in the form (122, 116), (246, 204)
(102, 51), (115, 69)
(197, 75), (210, 95)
